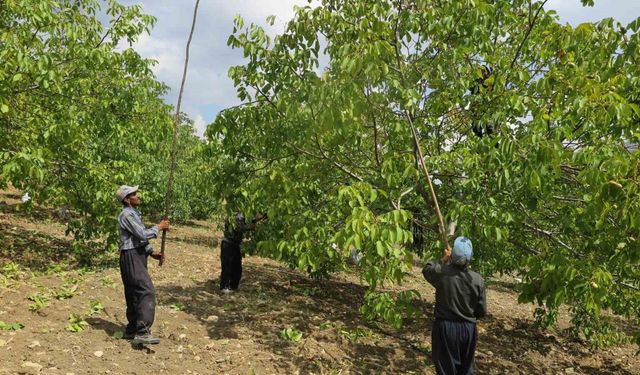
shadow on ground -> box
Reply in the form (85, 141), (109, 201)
(170, 234), (219, 248)
(0, 214), (117, 273)
(0, 222), (75, 272)
(157, 263), (433, 373)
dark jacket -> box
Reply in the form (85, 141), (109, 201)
(423, 261), (486, 323)
(222, 212), (254, 245)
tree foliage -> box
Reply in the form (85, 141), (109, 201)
(209, 0), (640, 345)
(0, 0), (215, 257)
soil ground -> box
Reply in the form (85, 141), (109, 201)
(0, 189), (638, 374)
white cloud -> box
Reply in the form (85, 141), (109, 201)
(192, 111), (207, 136)
(117, 0), (309, 137)
(546, 0), (640, 25)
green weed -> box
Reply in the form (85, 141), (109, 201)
(88, 299), (104, 316)
(51, 285), (77, 300)
(0, 321), (24, 331)
(280, 327), (303, 342)
(340, 327), (375, 342)
(28, 293), (50, 313)
(100, 277), (116, 288)
(67, 313), (88, 332)
(169, 302), (185, 311)
(0, 262), (20, 278)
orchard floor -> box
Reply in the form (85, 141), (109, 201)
(0, 191), (638, 374)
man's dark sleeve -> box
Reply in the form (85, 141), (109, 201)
(475, 278), (487, 319)
(422, 261), (442, 287)
(236, 213), (253, 233)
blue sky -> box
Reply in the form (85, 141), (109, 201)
(118, 0), (640, 136)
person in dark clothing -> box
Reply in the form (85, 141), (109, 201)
(423, 236), (486, 375)
(116, 185), (169, 345)
(219, 212), (266, 292)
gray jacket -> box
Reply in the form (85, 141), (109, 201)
(118, 207), (159, 253)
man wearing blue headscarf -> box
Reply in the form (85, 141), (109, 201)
(422, 236), (486, 375)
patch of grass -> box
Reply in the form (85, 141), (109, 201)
(88, 299), (104, 316)
(0, 321), (24, 331)
(100, 276), (116, 288)
(340, 327), (375, 342)
(44, 263), (65, 275)
(67, 313), (88, 332)
(51, 285), (77, 300)
(28, 293), (50, 313)
(0, 262), (21, 278)
(63, 275), (82, 286)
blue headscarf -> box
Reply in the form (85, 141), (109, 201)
(452, 236), (473, 267)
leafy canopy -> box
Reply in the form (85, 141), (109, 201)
(0, 0), (216, 258)
(209, 0), (640, 345)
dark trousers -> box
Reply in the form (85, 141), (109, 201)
(120, 247), (155, 335)
(432, 319), (477, 375)
(220, 240), (242, 290)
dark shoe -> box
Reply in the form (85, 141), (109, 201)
(131, 333), (160, 345)
(123, 331), (136, 340)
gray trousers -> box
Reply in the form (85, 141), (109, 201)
(119, 247), (155, 334)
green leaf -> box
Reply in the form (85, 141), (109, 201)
(376, 241), (385, 257)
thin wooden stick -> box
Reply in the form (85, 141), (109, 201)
(406, 111), (450, 250)
(160, 0), (201, 266)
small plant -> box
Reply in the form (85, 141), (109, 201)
(100, 277), (116, 288)
(0, 262), (20, 279)
(0, 321), (24, 331)
(280, 327), (303, 342)
(0, 276), (11, 288)
(319, 322), (331, 331)
(28, 293), (50, 313)
(88, 299), (104, 316)
(340, 327), (375, 342)
(45, 263), (64, 275)
(67, 313), (88, 332)
(169, 302), (185, 311)
(51, 285), (77, 300)
(63, 276), (81, 286)
(77, 268), (94, 277)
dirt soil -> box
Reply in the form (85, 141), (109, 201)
(0, 190), (638, 374)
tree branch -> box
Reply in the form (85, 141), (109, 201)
(510, 0), (548, 68)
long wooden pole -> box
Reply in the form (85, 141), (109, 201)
(406, 111), (450, 250)
(160, 0), (201, 266)
(389, 2), (449, 250)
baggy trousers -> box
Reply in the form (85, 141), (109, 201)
(220, 240), (242, 290)
(119, 247), (155, 335)
(432, 319), (478, 375)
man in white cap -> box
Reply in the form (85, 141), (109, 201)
(116, 185), (169, 345)
(422, 236), (486, 375)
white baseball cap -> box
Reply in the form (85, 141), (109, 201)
(116, 185), (139, 202)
